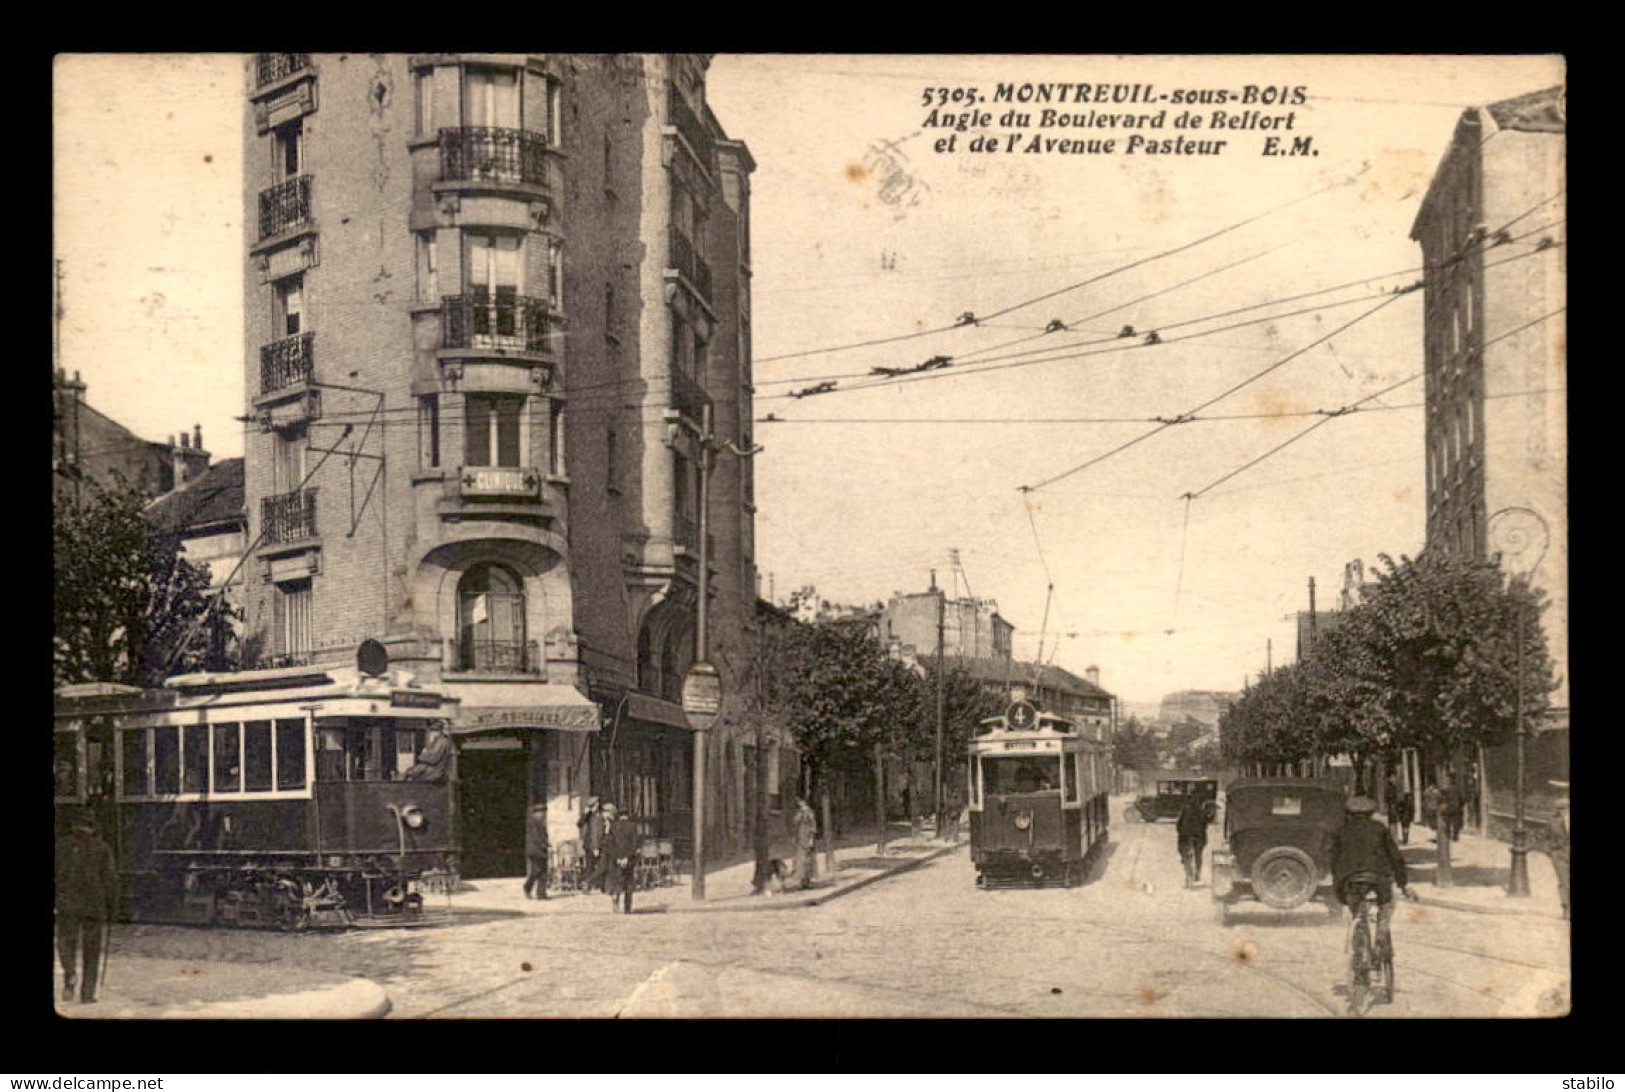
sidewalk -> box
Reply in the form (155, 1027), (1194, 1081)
(54, 956), (391, 1020)
(1400, 820), (1566, 920)
(446, 824), (966, 917)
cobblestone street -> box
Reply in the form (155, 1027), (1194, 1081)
(97, 805), (1570, 1018)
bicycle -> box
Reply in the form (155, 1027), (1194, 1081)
(1343, 873), (1417, 1016)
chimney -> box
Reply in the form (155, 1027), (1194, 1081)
(1086, 665), (1101, 689)
(169, 424), (211, 490)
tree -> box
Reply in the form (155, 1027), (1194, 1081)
(54, 478), (237, 687)
(1112, 715), (1160, 773)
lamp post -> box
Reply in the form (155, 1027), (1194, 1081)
(1488, 506), (1549, 899)
(682, 400), (762, 901)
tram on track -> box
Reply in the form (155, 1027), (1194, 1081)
(54, 658), (460, 929)
(968, 698), (1110, 888)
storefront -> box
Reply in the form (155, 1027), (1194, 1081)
(445, 683), (600, 879)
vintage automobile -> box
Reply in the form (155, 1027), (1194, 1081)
(1210, 777), (1346, 924)
(1123, 778), (1219, 823)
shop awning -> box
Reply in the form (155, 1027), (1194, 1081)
(443, 682), (601, 734)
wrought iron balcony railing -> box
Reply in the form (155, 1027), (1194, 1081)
(256, 53), (311, 88)
(667, 86), (715, 167)
(262, 488), (318, 544)
(440, 127), (551, 189)
(258, 174), (312, 239)
(457, 638), (541, 675)
(667, 226), (712, 300)
(674, 513), (699, 552)
(260, 332), (315, 394)
(669, 366), (710, 424)
(441, 294), (554, 354)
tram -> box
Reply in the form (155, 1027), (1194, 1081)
(54, 657), (460, 929)
(968, 698), (1110, 888)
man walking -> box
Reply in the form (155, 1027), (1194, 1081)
(793, 797), (818, 890)
(1386, 775), (1413, 846)
(577, 796), (604, 892)
(1176, 793), (1209, 888)
(56, 816), (117, 1005)
(1421, 782), (1441, 842)
(1439, 778), (1463, 844)
(523, 802), (550, 900)
(600, 803), (640, 914)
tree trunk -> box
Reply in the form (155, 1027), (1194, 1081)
(1435, 747), (1454, 888)
(819, 780), (835, 879)
(874, 747), (888, 855)
(750, 725), (772, 895)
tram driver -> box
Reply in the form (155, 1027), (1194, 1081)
(401, 722), (453, 781)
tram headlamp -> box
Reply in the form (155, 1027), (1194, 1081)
(399, 804), (426, 830)
(1013, 811), (1033, 831)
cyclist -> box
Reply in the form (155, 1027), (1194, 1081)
(1328, 795), (1416, 997)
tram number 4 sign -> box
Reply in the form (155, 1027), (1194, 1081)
(681, 661), (723, 731)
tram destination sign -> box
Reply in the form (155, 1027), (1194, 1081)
(391, 691), (442, 709)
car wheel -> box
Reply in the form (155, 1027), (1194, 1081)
(1250, 846), (1318, 909)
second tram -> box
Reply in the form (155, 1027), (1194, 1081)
(968, 699), (1110, 888)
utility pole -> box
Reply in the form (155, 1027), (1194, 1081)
(933, 568), (946, 835)
(687, 400), (762, 901)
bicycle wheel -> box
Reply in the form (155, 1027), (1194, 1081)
(1347, 919), (1372, 1017)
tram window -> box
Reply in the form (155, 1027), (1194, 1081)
(213, 722), (242, 793)
(317, 727), (346, 781)
(394, 728), (425, 780)
(276, 719), (307, 789)
(182, 725), (209, 794)
(122, 729), (149, 797)
(154, 726), (180, 795)
(1064, 754), (1079, 802)
(244, 721), (274, 792)
(354, 727), (387, 780)
(54, 731), (78, 798)
(983, 755), (1060, 794)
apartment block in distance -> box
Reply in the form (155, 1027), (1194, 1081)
(241, 53), (768, 877)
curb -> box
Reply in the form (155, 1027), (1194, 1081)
(660, 841), (964, 914)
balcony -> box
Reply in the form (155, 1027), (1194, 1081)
(669, 366), (710, 424)
(441, 294), (555, 356)
(454, 466), (542, 500)
(262, 488), (318, 544)
(439, 126), (552, 190)
(260, 332), (315, 395)
(674, 513), (698, 552)
(667, 86), (715, 168)
(456, 638), (541, 675)
(256, 53), (310, 89)
(258, 174), (312, 240)
(667, 226), (712, 301)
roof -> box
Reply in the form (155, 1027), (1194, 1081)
(1485, 85), (1565, 133)
(944, 655), (1114, 700)
(145, 458), (245, 536)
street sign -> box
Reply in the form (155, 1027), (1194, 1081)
(681, 661), (723, 731)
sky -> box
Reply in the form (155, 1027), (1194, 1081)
(53, 54), (1566, 706)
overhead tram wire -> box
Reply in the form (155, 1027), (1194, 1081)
(753, 168), (1365, 367)
(1016, 291), (1410, 495)
(745, 197), (1565, 397)
(1180, 306), (1567, 500)
(750, 227), (1563, 404)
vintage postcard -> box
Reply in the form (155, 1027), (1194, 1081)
(52, 53), (1566, 1020)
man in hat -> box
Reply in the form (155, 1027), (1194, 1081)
(1328, 795), (1415, 975)
(401, 723), (453, 782)
(55, 816), (117, 1004)
(578, 796), (605, 892)
(1175, 791), (1210, 888)
(793, 797), (818, 891)
(523, 802), (550, 900)
(600, 803), (641, 914)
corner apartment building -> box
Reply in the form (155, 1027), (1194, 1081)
(241, 53), (761, 876)
(1410, 84), (1566, 833)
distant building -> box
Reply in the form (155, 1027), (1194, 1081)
(1157, 690), (1237, 732)
(880, 589), (1013, 662)
(53, 368), (212, 507)
(145, 457), (248, 600)
(955, 657), (1114, 743)
(1411, 84), (1566, 836)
